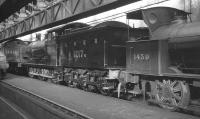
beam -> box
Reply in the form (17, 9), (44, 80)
(0, 0), (34, 22)
(0, 0), (139, 42)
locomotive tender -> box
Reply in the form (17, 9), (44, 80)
(1, 6), (200, 111)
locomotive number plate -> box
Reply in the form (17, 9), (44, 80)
(134, 54), (150, 61)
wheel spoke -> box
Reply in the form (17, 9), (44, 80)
(172, 92), (181, 100)
(173, 86), (181, 93)
(157, 81), (164, 88)
(170, 81), (177, 87)
(171, 98), (178, 106)
(160, 96), (164, 101)
(166, 80), (171, 85)
(163, 80), (167, 84)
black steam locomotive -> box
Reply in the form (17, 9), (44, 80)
(1, 6), (200, 111)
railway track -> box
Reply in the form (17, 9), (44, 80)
(0, 81), (93, 119)
(0, 96), (33, 119)
(1, 74), (200, 119)
(48, 81), (200, 117)
(59, 80), (200, 117)
(147, 99), (200, 117)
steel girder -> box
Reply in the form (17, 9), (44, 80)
(0, 0), (139, 42)
(0, 0), (34, 22)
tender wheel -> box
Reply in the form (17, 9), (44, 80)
(86, 85), (93, 92)
(38, 76), (43, 80)
(126, 94), (135, 101)
(82, 85), (88, 91)
(87, 85), (97, 92)
(38, 76), (47, 81)
(155, 79), (190, 110)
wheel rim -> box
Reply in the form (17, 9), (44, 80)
(28, 73), (34, 78)
(126, 94), (134, 101)
(156, 79), (190, 110)
(100, 89), (110, 96)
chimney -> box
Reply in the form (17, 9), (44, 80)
(142, 7), (188, 33)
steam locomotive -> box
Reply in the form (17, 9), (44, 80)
(1, 6), (200, 111)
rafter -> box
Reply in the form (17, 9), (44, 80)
(0, 0), (139, 42)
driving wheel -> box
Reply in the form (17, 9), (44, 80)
(155, 79), (190, 110)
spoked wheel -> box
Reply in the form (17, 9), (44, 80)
(155, 79), (190, 110)
(38, 76), (43, 81)
(87, 85), (97, 92)
(47, 78), (53, 83)
(82, 85), (88, 91)
(126, 94), (135, 101)
(28, 73), (34, 78)
(39, 76), (47, 81)
(100, 89), (111, 96)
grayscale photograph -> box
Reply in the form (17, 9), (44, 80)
(0, 0), (200, 119)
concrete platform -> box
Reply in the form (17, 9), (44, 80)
(1, 74), (200, 119)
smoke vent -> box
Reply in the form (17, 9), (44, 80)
(127, 7), (189, 39)
(142, 7), (188, 32)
